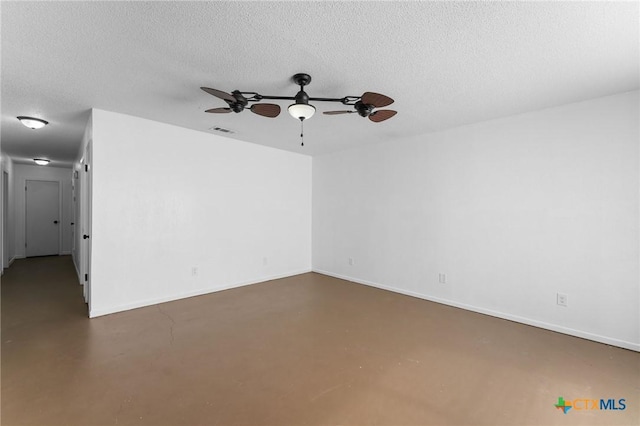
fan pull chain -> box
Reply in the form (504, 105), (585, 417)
(300, 119), (304, 146)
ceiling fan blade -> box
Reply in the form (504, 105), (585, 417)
(323, 111), (356, 115)
(201, 87), (236, 102)
(361, 92), (394, 108)
(250, 103), (281, 118)
(205, 107), (232, 113)
(369, 110), (397, 123)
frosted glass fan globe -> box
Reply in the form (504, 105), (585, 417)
(288, 103), (315, 120)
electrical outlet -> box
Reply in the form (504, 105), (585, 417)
(557, 293), (568, 307)
(263, 257), (268, 266)
(348, 257), (354, 266)
(438, 273), (447, 284)
(191, 267), (198, 277)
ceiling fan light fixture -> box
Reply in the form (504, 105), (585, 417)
(288, 103), (316, 121)
(34, 158), (50, 166)
(17, 116), (48, 129)
(201, 73), (396, 147)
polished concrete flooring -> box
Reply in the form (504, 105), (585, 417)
(1, 256), (638, 425)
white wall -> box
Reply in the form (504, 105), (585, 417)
(90, 109), (312, 317)
(12, 164), (74, 258)
(313, 91), (639, 351)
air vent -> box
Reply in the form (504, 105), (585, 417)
(209, 126), (235, 134)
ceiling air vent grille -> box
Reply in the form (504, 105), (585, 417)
(209, 126), (235, 134)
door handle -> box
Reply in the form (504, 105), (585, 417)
(83, 234), (90, 239)
(54, 220), (59, 224)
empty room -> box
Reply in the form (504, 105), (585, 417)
(1, 1), (638, 425)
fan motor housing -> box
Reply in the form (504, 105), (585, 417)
(355, 101), (373, 117)
(229, 90), (249, 113)
(230, 103), (244, 113)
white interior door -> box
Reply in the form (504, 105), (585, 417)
(3, 171), (9, 268)
(80, 142), (92, 306)
(26, 180), (60, 257)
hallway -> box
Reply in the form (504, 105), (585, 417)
(2, 257), (638, 425)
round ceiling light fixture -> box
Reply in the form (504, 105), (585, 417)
(17, 116), (48, 129)
(34, 159), (50, 166)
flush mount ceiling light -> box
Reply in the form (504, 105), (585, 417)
(17, 116), (48, 129)
(34, 159), (50, 166)
(200, 73), (397, 146)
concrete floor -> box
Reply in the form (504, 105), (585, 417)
(1, 256), (638, 425)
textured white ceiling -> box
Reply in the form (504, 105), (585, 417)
(2, 1), (638, 166)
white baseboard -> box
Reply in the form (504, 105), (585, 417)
(2, 255), (17, 270)
(89, 268), (313, 318)
(313, 269), (640, 353)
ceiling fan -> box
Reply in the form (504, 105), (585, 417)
(323, 93), (398, 122)
(201, 73), (397, 123)
(201, 87), (282, 118)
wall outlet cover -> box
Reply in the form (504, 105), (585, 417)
(557, 293), (568, 307)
